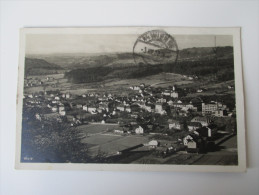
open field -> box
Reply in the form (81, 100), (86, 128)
(26, 72), (235, 97)
(99, 135), (238, 165)
(76, 123), (149, 157)
(25, 72), (194, 95)
(104, 72), (192, 88)
(81, 134), (149, 157)
(76, 124), (119, 134)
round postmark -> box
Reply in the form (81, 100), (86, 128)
(133, 30), (179, 66)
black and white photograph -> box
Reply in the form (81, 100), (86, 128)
(15, 27), (246, 172)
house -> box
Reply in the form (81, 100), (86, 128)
(76, 104), (83, 109)
(49, 93), (55, 97)
(114, 129), (124, 134)
(123, 100), (129, 106)
(59, 105), (65, 111)
(171, 91), (178, 98)
(155, 103), (163, 113)
(202, 102), (218, 114)
(187, 122), (202, 131)
(133, 86), (140, 91)
(162, 90), (171, 96)
(130, 113), (138, 118)
(88, 107), (97, 114)
(182, 104), (197, 112)
(117, 105), (125, 112)
(183, 134), (205, 153)
(83, 105), (88, 111)
(59, 110), (66, 116)
(173, 100), (184, 108)
(167, 100), (174, 106)
(35, 113), (41, 121)
(52, 100), (59, 104)
(148, 140), (159, 148)
(191, 116), (211, 127)
(155, 103), (166, 115)
(28, 94), (34, 98)
(125, 106), (131, 113)
(157, 98), (167, 103)
(135, 126), (144, 134)
(212, 110), (228, 117)
(169, 120), (184, 130)
(51, 106), (58, 112)
(178, 110), (188, 117)
(139, 83), (145, 88)
(130, 121), (138, 125)
(65, 93), (71, 99)
(183, 134), (196, 145)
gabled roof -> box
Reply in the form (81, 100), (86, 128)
(188, 122), (202, 127)
(191, 116), (211, 122)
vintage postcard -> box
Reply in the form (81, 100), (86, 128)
(16, 27), (246, 172)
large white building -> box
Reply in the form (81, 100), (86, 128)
(202, 101), (228, 115)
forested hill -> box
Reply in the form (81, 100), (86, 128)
(179, 46), (233, 61)
(64, 58), (234, 84)
(64, 46), (234, 84)
(25, 58), (63, 76)
(26, 46), (234, 82)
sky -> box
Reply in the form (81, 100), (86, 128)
(25, 34), (233, 55)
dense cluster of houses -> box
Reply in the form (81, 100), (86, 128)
(23, 77), (235, 154)
(24, 76), (56, 88)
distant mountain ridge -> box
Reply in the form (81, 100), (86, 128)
(26, 46), (233, 69)
(25, 46), (234, 82)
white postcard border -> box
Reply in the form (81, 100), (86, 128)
(15, 27), (246, 172)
